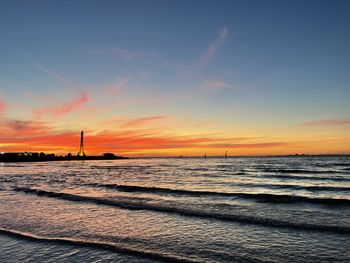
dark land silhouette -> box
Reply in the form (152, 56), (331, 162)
(0, 152), (128, 162)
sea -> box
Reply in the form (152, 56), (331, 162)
(0, 156), (349, 262)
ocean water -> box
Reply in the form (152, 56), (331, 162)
(0, 156), (349, 262)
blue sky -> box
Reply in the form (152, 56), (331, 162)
(0, 0), (349, 155)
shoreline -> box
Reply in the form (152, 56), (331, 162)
(0, 155), (129, 163)
(132, 154), (350, 159)
(1, 154), (350, 163)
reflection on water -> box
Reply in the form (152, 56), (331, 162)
(0, 156), (350, 262)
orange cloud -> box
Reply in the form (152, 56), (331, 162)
(2, 123), (349, 156)
(35, 92), (90, 117)
(8, 120), (50, 134)
(0, 118), (53, 139)
(121, 116), (168, 128)
(208, 142), (289, 149)
(0, 125), (292, 156)
(303, 118), (350, 126)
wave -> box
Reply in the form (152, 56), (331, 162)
(0, 164), (25, 167)
(86, 183), (350, 204)
(294, 185), (350, 191)
(188, 172), (246, 178)
(0, 228), (197, 263)
(247, 183), (350, 192)
(183, 168), (210, 171)
(260, 168), (345, 174)
(13, 187), (350, 235)
(330, 163), (350, 167)
(90, 165), (151, 170)
(257, 174), (350, 182)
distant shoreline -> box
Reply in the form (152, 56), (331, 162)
(1, 153), (349, 163)
(0, 155), (129, 163)
(133, 154), (350, 159)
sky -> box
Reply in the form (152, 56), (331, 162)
(0, 0), (349, 156)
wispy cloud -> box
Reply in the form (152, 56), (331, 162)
(209, 142), (289, 148)
(36, 64), (72, 87)
(121, 115), (168, 128)
(5, 119), (51, 135)
(0, 97), (6, 113)
(35, 92), (90, 117)
(302, 118), (350, 126)
(0, 117), (54, 147)
(201, 79), (233, 90)
(89, 47), (163, 62)
(198, 27), (228, 66)
(103, 78), (129, 95)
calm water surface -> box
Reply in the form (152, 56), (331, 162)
(0, 156), (349, 262)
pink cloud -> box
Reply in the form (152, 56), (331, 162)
(198, 27), (228, 66)
(35, 92), (90, 117)
(103, 78), (129, 95)
(0, 97), (6, 113)
(121, 115), (168, 128)
(303, 119), (350, 126)
(201, 79), (233, 90)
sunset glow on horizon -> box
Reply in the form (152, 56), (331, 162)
(1, 1), (349, 156)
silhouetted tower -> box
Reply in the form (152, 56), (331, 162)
(225, 150), (227, 159)
(204, 152), (207, 159)
(77, 131), (86, 157)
